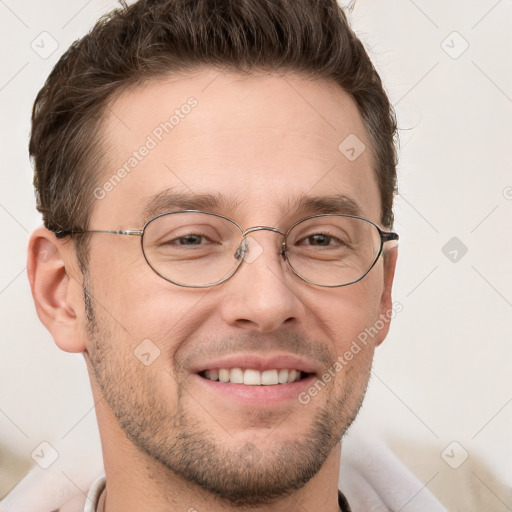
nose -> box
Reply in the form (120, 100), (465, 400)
(218, 230), (305, 333)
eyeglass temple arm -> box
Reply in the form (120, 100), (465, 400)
(381, 231), (399, 243)
(55, 229), (143, 238)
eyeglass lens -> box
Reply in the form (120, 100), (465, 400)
(141, 212), (382, 287)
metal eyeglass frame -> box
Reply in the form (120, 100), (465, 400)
(56, 210), (399, 288)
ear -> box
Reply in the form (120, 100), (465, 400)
(374, 243), (399, 347)
(27, 227), (87, 353)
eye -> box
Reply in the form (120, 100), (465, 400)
(296, 231), (350, 248)
(171, 234), (212, 246)
(299, 233), (342, 247)
(155, 225), (223, 248)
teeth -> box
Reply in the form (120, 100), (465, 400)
(230, 368), (244, 384)
(205, 369), (219, 381)
(244, 369), (261, 385)
(288, 369), (298, 383)
(261, 369), (279, 385)
(203, 368), (304, 385)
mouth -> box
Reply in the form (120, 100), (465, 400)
(191, 354), (318, 405)
(199, 368), (311, 386)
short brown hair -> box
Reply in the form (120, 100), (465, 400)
(30, 0), (398, 258)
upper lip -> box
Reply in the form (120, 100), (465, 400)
(191, 354), (317, 374)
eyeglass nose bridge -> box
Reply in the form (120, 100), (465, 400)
(243, 225), (285, 237)
(236, 225), (287, 262)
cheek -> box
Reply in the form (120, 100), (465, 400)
(319, 271), (385, 350)
(87, 249), (213, 360)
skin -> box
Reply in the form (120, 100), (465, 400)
(28, 68), (398, 512)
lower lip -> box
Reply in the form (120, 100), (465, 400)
(193, 373), (315, 406)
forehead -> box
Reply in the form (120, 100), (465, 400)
(93, 68), (381, 227)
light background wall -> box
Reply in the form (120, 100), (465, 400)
(0, 1), (510, 510)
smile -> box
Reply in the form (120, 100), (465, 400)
(200, 368), (310, 385)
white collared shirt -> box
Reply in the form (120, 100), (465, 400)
(83, 475), (106, 512)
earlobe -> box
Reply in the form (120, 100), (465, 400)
(27, 227), (87, 353)
(375, 244), (399, 347)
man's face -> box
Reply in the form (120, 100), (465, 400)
(82, 69), (395, 505)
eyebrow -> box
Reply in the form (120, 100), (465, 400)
(142, 190), (242, 221)
(285, 193), (363, 218)
(142, 189), (364, 223)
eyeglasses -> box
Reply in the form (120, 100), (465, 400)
(58, 210), (398, 288)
